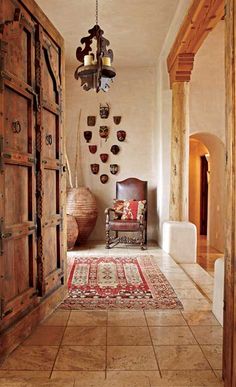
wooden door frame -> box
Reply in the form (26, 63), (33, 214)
(167, 1), (236, 386)
(200, 155), (208, 236)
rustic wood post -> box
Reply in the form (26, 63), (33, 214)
(169, 81), (189, 221)
(223, 1), (236, 385)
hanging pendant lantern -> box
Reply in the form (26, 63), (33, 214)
(74, 0), (116, 92)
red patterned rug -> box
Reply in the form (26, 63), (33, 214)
(61, 255), (183, 310)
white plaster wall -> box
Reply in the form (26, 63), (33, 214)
(65, 66), (158, 241)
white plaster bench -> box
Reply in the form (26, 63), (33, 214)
(162, 221), (197, 263)
(213, 257), (224, 326)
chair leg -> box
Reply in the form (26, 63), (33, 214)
(105, 229), (110, 249)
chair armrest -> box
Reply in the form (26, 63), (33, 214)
(139, 207), (147, 225)
(105, 207), (115, 223)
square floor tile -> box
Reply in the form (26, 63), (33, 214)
(0, 371), (51, 378)
(150, 326), (197, 345)
(107, 346), (158, 370)
(181, 298), (212, 312)
(107, 371), (161, 386)
(181, 311), (220, 326)
(191, 326), (223, 345)
(201, 345), (223, 369)
(54, 346), (106, 370)
(159, 370), (223, 386)
(145, 310), (187, 326)
(68, 311), (107, 326)
(0, 346), (58, 370)
(51, 371), (105, 381)
(154, 345), (210, 371)
(23, 326), (65, 346)
(107, 327), (151, 346)
(62, 327), (106, 346)
(41, 310), (70, 326)
(107, 311), (146, 326)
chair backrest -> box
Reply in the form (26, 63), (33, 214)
(116, 178), (147, 201)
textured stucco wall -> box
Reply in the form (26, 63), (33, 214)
(65, 66), (158, 241)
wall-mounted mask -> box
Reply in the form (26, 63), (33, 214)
(99, 126), (109, 140)
(110, 164), (119, 175)
(90, 163), (99, 174)
(117, 130), (126, 142)
(100, 153), (109, 163)
(84, 130), (92, 143)
(113, 116), (121, 125)
(89, 145), (97, 154)
(100, 174), (109, 184)
(110, 145), (120, 155)
(100, 103), (110, 119)
(87, 116), (96, 126)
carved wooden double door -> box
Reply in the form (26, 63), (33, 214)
(0, 0), (65, 329)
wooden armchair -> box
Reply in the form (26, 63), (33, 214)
(105, 178), (147, 249)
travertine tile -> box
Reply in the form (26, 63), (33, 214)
(181, 298), (212, 312)
(154, 345), (210, 370)
(107, 326), (151, 346)
(107, 371), (161, 386)
(54, 346), (106, 370)
(62, 326), (106, 346)
(108, 311), (147, 326)
(0, 378), (74, 387)
(181, 311), (220, 326)
(41, 310), (70, 326)
(145, 310), (187, 326)
(174, 288), (205, 299)
(158, 370), (223, 386)
(68, 311), (107, 326)
(0, 371), (51, 378)
(51, 371), (105, 381)
(107, 346), (158, 370)
(23, 326), (65, 346)
(0, 346), (58, 370)
(201, 345), (223, 369)
(191, 326), (223, 345)
(150, 326), (197, 345)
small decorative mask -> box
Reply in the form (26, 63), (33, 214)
(84, 130), (92, 143)
(90, 163), (99, 174)
(110, 164), (119, 175)
(100, 103), (110, 119)
(117, 130), (126, 142)
(113, 116), (121, 125)
(99, 126), (109, 140)
(100, 174), (109, 184)
(87, 116), (96, 126)
(100, 153), (109, 163)
(110, 145), (120, 155)
(89, 145), (97, 154)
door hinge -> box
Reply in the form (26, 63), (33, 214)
(0, 218), (12, 255)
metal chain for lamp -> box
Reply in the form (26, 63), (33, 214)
(96, 0), (98, 25)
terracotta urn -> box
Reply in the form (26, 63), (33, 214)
(67, 187), (98, 244)
(100, 153), (109, 163)
(89, 145), (97, 154)
(100, 174), (109, 184)
(111, 144), (120, 155)
(117, 130), (126, 142)
(90, 163), (99, 174)
(84, 130), (92, 143)
(67, 214), (79, 250)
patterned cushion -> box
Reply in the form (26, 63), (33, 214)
(121, 200), (146, 220)
(113, 199), (124, 219)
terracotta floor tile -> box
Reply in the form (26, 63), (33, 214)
(54, 346), (106, 370)
(154, 345), (210, 371)
(62, 326), (106, 346)
(0, 346), (58, 370)
(107, 326), (151, 346)
(201, 345), (223, 369)
(107, 346), (158, 370)
(68, 311), (107, 326)
(181, 311), (220, 326)
(107, 311), (147, 326)
(23, 326), (65, 346)
(51, 370), (105, 381)
(191, 326), (223, 345)
(150, 326), (197, 345)
(107, 370), (161, 386)
(41, 310), (70, 326)
(0, 371), (51, 378)
(159, 370), (223, 387)
(145, 310), (187, 326)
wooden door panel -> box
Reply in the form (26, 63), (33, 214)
(44, 169), (57, 215)
(4, 86), (31, 153)
(5, 164), (28, 225)
(44, 226), (57, 276)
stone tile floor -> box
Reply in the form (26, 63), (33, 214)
(0, 242), (224, 386)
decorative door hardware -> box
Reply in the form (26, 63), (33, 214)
(12, 120), (21, 134)
(45, 134), (52, 146)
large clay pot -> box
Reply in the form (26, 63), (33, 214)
(67, 214), (79, 250)
(67, 187), (98, 244)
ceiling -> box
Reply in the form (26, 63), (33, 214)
(36, 0), (179, 68)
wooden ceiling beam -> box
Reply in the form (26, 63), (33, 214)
(167, 0), (225, 87)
